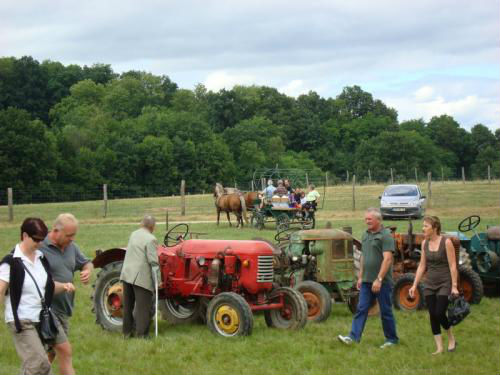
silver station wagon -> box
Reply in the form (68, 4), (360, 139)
(379, 184), (426, 220)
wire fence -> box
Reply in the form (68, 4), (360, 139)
(1, 177), (498, 224)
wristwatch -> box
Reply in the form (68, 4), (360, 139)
(377, 277), (383, 282)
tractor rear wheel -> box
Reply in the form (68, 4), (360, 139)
(393, 273), (425, 311)
(264, 287), (308, 330)
(294, 281), (332, 323)
(206, 293), (253, 337)
(459, 265), (483, 304)
(92, 261), (124, 332)
(159, 297), (203, 324)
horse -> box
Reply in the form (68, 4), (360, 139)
(243, 191), (260, 210)
(214, 183), (248, 228)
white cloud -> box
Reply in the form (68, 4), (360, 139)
(279, 80), (307, 97)
(414, 86), (434, 102)
(204, 71), (256, 91)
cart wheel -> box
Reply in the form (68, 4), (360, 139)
(276, 214), (290, 231)
(251, 212), (265, 230)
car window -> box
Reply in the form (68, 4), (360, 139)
(383, 186), (418, 197)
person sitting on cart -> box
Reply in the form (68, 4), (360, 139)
(284, 179), (293, 194)
(260, 180), (276, 208)
(303, 184), (320, 213)
(275, 180), (287, 196)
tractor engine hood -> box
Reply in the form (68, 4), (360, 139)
(175, 239), (275, 257)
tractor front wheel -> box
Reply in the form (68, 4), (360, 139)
(206, 293), (253, 337)
(393, 273), (425, 311)
(264, 287), (308, 330)
(92, 261), (124, 332)
(295, 281), (332, 323)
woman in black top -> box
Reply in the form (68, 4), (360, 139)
(409, 216), (459, 354)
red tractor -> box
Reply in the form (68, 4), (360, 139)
(91, 224), (308, 337)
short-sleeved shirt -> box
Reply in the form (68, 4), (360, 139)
(0, 245), (48, 323)
(39, 237), (90, 316)
(264, 185), (276, 200)
(306, 190), (320, 202)
(361, 227), (395, 284)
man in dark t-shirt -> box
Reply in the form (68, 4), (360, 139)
(338, 207), (399, 348)
(40, 213), (93, 374)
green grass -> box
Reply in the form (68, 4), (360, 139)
(0, 181), (499, 374)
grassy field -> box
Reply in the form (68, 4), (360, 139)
(0, 181), (499, 374)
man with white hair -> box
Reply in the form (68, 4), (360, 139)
(338, 207), (399, 349)
(120, 215), (160, 338)
(40, 213), (93, 375)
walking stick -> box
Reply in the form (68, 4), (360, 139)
(154, 272), (158, 338)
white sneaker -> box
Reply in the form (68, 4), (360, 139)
(380, 341), (397, 349)
(338, 335), (354, 345)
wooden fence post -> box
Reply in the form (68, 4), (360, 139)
(180, 180), (186, 216)
(352, 175), (356, 211)
(261, 178), (266, 190)
(488, 165), (491, 184)
(390, 168), (394, 184)
(306, 173), (309, 186)
(368, 169), (371, 184)
(414, 167), (418, 183)
(103, 184), (108, 218)
(7, 188), (13, 222)
(251, 180), (255, 191)
(325, 172), (329, 187)
(346, 171), (349, 184)
(462, 167), (465, 184)
(166, 210), (169, 231)
(441, 167), (444, 184)
(427, 172), (432, 208)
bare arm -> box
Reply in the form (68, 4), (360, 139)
(372, 251), (393, 293)
(357, 255), (364, 289)
(0, 280), (7, 306)
(54, 281), (75, 294)
(409, 241), (427, 298)
(445, 238), (459, 295)
(80, 262), (94, 285)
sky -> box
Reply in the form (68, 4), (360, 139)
(1, 0), (499, 130)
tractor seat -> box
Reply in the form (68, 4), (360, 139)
(487, 226), (500, 240)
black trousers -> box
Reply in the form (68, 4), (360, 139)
(425, 294), (450, 335)
(122, 281), (153, 338)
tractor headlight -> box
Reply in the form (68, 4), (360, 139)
(292, 256), (299, 263)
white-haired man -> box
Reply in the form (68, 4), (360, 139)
(338, 207), (399, 348)
(120, 215), (160, 338)
(40, 213), (93, 375)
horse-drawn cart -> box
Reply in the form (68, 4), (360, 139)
(250, 197), (316, 231)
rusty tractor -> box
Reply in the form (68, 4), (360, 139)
(91, 224), (308, 337)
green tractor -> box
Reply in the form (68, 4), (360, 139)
(456, 215), (500, 288)
(271, 227), (361, 322)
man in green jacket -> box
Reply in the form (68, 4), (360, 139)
(120, 215), (160, 338)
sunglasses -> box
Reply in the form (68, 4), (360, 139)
(30, 235), (45, 243)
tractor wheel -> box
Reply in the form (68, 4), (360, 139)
(206, 293), (253, 337)
(393, 273), (425, 311)
(264, 287), (308, 330)
(301, 215), (315, 230)
(159, 297), (203, 324)
(347, 291), (380, 316)
(92, 261), (124, 332)
(459, 247), (472, 270)
(294, 281), (332, 323)
(459, 265), (483, 304)
(276, 214), (290, 231)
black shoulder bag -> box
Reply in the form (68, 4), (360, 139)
(22, 265), (59, 344)
(447, 294), (470, 326)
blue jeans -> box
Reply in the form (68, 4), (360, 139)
(349, 282), (399, 343)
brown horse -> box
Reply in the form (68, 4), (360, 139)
(243, 191), (260, 210)
(214, 183), (248, 228)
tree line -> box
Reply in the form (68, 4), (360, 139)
(0, 56), (499, 203)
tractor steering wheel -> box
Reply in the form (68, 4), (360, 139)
(164, 223), (190, 247)
(274, 227), (300, 243)
(458, 215), (480, 233)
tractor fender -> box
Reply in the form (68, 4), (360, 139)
(92, 248), (126, 269)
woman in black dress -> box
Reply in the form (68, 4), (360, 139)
(409, 216), (459, 354)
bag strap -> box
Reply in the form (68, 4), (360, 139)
(21, 263), (47, 308)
